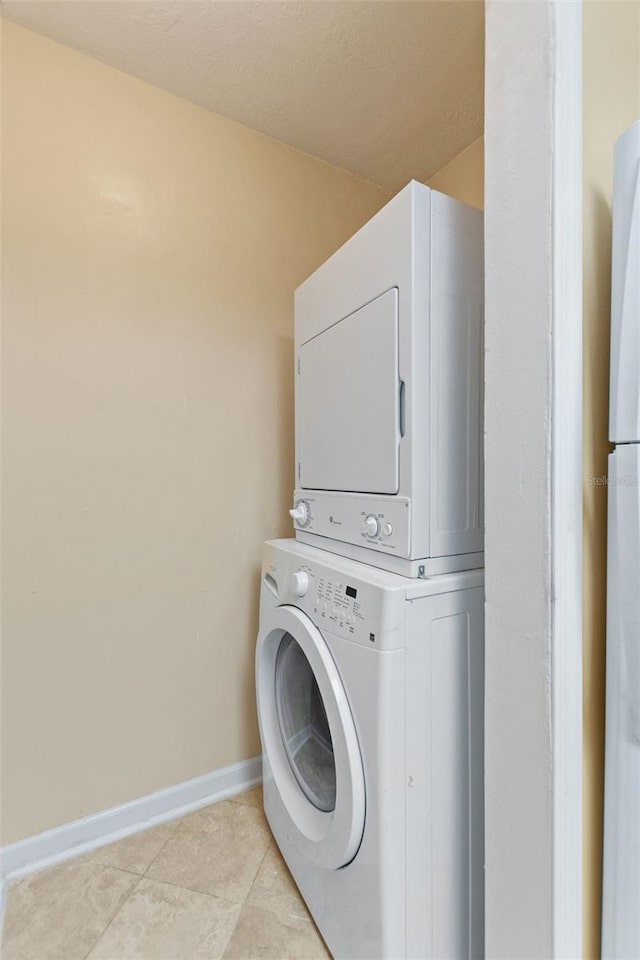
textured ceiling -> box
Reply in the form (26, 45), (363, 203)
(1, 0), (484, 191)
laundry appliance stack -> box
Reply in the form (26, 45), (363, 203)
(255, 181), (485, 960)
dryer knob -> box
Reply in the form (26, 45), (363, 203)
(362, 515), (380, 538)
(290, 571), (309, 597)
(289, 501), (309, 526)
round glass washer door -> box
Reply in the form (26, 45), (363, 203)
(256, 604), (365, 870)
(275, 632), (336, 813)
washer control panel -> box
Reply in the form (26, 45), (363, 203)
(267, 553), (404, 651)
(300, 568), (381, 645)
(311, 575), (363, 634)
(290, 490), (410, 557)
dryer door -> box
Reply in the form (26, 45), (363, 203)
(256, 604), (365, 869)
(298, 287), (401, 494)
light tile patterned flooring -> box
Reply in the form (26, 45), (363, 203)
(2, 786), (332, 960)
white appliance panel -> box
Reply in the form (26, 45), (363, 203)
(290, 490), (411, 557)
(603, 445), (640, 960)
(257, 539), (485, 960)
(430, 192), (484, 558)
(406, 587), (484, 960)
(603, 120), (640, 959)
(295, 529), (484, 578)
(610, 120), (640, 444)
(299, 288), (400, 495)
(292, 181), (484, 576)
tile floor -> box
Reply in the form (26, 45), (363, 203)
(2, 786), (332, 960)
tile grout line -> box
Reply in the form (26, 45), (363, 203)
(133, 871), (248, 909)
(244, 838), (273, 905)
(134, 790), (272, 908)
(220, 792), (272, 959)
(81, 862), (144, 880)
(0, 861), (145, 954)
(240, 838), (333, 950)
(79, 777), (260, 876)
(74, 815), (182, 878)
(80, 873), (145, 960)
(135, 803), (247, 906)
(140, 816), (183, 879)
(218, 832), (273, 960)
(219, 902), (246, 960)
(78, 787), (261, 886)
(139, 789), (272, 903)
(225, 792), (328, 936)
(137, 788), (252, 882)
(133, 814), (273, 911)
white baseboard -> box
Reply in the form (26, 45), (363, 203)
(0, 755), (262, 884)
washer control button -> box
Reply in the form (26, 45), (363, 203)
(362, 515), (380, 538)
(382, 522), (393, 538)
(290, 571), (309, 597)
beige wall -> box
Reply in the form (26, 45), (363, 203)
(427, 136), (484, 210)
(1, 21), (390, 843)
(583, 3), (640, 956)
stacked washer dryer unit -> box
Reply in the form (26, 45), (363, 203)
(255, 181), (485, 960)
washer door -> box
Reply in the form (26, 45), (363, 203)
(256, 604), (365, 869)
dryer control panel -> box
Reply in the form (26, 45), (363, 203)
(290, 489), (411, 557)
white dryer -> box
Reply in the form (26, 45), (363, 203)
(256, 539), (484, 960)
(290, 181), (484, 578)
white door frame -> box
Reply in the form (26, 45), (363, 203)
(484, 2), (583, 957)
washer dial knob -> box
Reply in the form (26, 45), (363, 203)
(290, 571), (309, 597)
(362, 515), (380, 538)
(289, 501), (310, 527)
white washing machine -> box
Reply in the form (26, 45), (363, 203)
(256, 539), (484, 960)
